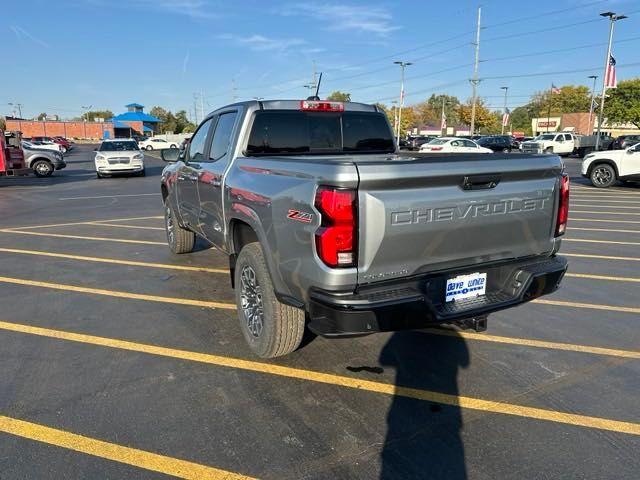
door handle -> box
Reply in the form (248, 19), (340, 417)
(210, 178), (221, 187)
(461, 174), (501, 190)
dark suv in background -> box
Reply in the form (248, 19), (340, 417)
(609, 135), (640, 150)
(477, 135), (518, 152)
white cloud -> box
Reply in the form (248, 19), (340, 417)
(9, 25), (50, 48)
(218, 33), (307, 53)
(279, 3), (399, 35)
(85, 0), (218, 20)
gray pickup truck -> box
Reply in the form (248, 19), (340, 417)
(160, 100), (569, 358)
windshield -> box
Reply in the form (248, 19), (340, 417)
(427, 138), (448, 145)
(536, 134), (556, 140)
(246, 111), (394, 155)
(99, 141), (139, 152)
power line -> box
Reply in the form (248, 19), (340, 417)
(482, 0), (609, 29)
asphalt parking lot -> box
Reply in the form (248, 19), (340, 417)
(0, 144), (638, 479)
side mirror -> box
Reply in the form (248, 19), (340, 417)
(161, 148), (180, 162)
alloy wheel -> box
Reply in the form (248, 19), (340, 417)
(240, 265), (264, 338)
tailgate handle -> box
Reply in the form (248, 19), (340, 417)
(461, 174), (501, 191)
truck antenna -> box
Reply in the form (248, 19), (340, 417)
(306, 72), (323, 101)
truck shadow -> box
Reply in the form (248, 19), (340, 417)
(379, 329), (469, 480)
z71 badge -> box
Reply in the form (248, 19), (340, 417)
(287, 210), (313, 223)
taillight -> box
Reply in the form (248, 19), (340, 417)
(300, 100), (344, 112)
(430, 146), (443, 151)
(555, 173), (570, 236)
(315, 187), (357, 267)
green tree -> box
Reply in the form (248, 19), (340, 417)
(531, 85), (591, 115)
(82, 110), (114, 121)
(174, 110), (195, 133)
(326, 91), (351, 102)
(459, 99), (498, 133)
(37, 112), (47, 121)
(414, 94), (461, 126)
(150, 106), (178, 133)
(604, 78), (640, 129)
(509, 106), (533, 135)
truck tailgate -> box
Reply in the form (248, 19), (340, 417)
(355, 154), (562, 285)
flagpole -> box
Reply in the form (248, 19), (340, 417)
(595, 11), (627, 150)
(441, 97), (446, 136)
(546, 83), (552, 133)
(588, 75), (598, 135)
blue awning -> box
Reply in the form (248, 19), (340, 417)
(112, 120), (130, 129)
(143, 125), (153, 132)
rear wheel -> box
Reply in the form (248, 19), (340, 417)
(235, 242), (305, 358)
(164, 201), (195, 253)
(146, 145), (153, 151)
(170, 144), (177, 149)
(33, 160), (53, 177)
(590, 163), (616, 188)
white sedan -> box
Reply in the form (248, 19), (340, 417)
(22, 140), (63, 154)
(138, 138), (178, 150)
(419, 137), (493, 154)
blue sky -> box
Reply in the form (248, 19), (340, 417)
(4, 0), (640, 120)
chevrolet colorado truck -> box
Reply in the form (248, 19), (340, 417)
(160, 99), (569, 358)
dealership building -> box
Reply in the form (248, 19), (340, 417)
(531, 112), (640, 137)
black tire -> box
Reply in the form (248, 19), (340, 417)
(138, 168), (146, 177)
(590, 163), (617, 188)
(235, 242), (305, 358)
(164, 201), (195, 254)
(502, 147), (509, 153)
(96, 172), (103, 179)
(170, 144), (177, 149)
(544, 147), (553, 154)
(32, 160), (54, 177)
(146, 145), (153, 151)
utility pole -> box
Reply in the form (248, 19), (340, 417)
(200, 89), (205, 121)
(500, 86), (509, 135)
(8, 102), (23, 118)
(390, 100), (398, 134)
(193, 94), (199, 124)
(231, 79), (238, 102)
(587, 75), (598, 135)
(393, 60), (412, 145)
(596, 11), (627, 150)
(469, 6), (482, 136)
(441, 96), (446, 136)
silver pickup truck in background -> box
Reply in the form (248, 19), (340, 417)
(160, 99), (569, 358)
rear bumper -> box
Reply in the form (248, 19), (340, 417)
(308, 255), (567, 337)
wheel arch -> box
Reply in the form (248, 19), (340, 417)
(587, 159), (619, 177)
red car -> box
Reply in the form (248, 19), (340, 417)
(31, 136), (72, 153)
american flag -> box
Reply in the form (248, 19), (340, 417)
(441, 109), (447, 130)
(605, 55), (617, 89)
(502, 108), (510, 127)
(551, 84), (561, 94)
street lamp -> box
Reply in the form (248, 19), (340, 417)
(394, 61), (413, 145)
(595, 11), (627, 149)
(587, 75), (598, 135)
(500, 86), (509, 135)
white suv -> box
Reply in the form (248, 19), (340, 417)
(581, 143), (640, 188)
(94, 139), (145, 178)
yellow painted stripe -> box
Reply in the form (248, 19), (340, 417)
(0, 230), (166, 246)
(0, 415), (252, 480)
(533, 299), (640, 315)
(0, 248), (228, 274)
(566, 272), (640, 283)
(0, 320), (638, 436)
(572, 204), (640, 210)
(571, 218), (640, 224)
(423, 328), (640, 359)
(570, 210), (640, 216)
(0, 276), (235, 310)
(569, 227), (640, 234)
(87, 222), (165, 231)
(6, 216), (163, 231)
(564, 238), (640, 246)
(564, 253), (640, 262)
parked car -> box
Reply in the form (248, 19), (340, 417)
(159, 99), (568, 358)
(408, 135), (436, 150)
(21, 142), (66, 177)
(476, 135), (518, 152)
(94, 139), (145, 178)
(609, 135), (640, 150)
(21, 140), (63, 154)
(52, 136), (73, 151)
(30, 136), (71, 153)
(138, 137), (178, 150)
(582, 142), (640, 188)
(520, 132), (612, 156)
(419, 137), (493, 153)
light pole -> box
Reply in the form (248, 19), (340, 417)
(500, 86), (509, 135)
(587, 75), (598, 135)
(595, 11), (627, 150)
(8, 102), (23, 118)
(394, 61), (412, 145)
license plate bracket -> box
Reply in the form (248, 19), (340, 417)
(445, 272), (487, 303)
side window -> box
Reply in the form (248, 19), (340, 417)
(209, 111), (238, 161)
(564, 134), (572, 141)
(555, 135), (563, 142)
(188, 118), (214, 162)
(451, 140), (460, 147)
(463, 140), (477, 148)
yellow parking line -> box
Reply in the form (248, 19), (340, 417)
(571, 218), (640, 224)
(0, 230), (166, 246)
(565, 272), (640, 283)
(0, 248), (228, 274)
(570, 210), (640, 216)
(533, 299), (640, 315)
(572, 204), (640, 210)
(87, 222), (165, 231)
(569, 227), (640, 234)
(5, 216), (163, 230)
(0, 276), (235, 310)
(0, 415), (252, 480)
(1, 320), (639, 436)
(564, 253), (640, 262)
(564, 238), (640, 246)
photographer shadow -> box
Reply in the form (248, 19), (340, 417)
(379, 329), (470, 480)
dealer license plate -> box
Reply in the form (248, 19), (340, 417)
(445, 272), (487, 303)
